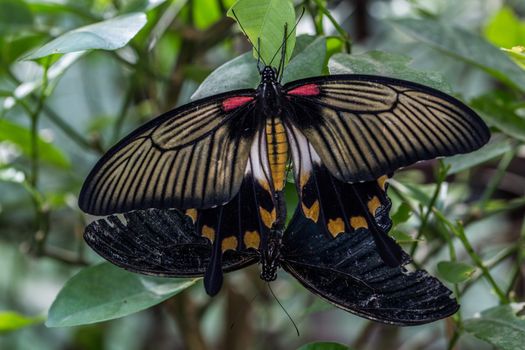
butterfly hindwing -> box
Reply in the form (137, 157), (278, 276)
(83, 208), (257, 277)
(285, 75), (490, 183)
(286, 123), (402, 265)
(281, 209), (459, 325)
(79, 90), (258, 215)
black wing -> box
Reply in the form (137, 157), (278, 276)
(286, 123), (402, 266)
(84, 208), (257, 278)
(284, 75), (490, 183)
(79, 89), (259, 215)
(280, 209), (459, 326)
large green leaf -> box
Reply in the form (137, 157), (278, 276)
(484, 6), (525, 49)
(297, 342), (351, 350)
(227, 0), (296, 66)
(281, 36), (326, 84)
(23, 13), (147, 60)
(0, 119), (70, 168)
(47, 263), (197, 327)
(191, 52), (259, 100)
(444, 134), (512, 174)
(0, 311), (44, 333)
(464, 303), (525, 350)
(437, 261), (476, 284)
(392, 18), (525, 92)
(328, 51), (451, 92)
(0, 0), (33, 35)
(470, 91), (525, 142)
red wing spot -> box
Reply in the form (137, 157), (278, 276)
(222, 96), (254, 112)
(287, 84), (320, 96)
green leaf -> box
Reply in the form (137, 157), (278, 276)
(503, 46), (525, 70)
(484, 6), (525, 49)
(297, 342), (351, 350)
(470, 91), (525, 142)
(391, 202), (412, 226)
(328, 51), (451, 93)
(0, 311), (44, 333)
(193, 0), (221, 29)
(437, 261), (476, 283)
(282, 36), (326, 84)
(0, 119), (70, 168)
(391, 230), (418, 244)
(227, 0), (296, 66)
(392, 18), (525, 92)
(191, 53), (259, 100)
(0, 0), (33, 35)
(23, 13), (147, 60)
(444, 134), (512, 174)
(47, 263), (197, 327)
(464, 303), (525, 350)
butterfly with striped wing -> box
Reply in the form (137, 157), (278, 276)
(79, 60), (488, 325)
(79, 65), (489, 269)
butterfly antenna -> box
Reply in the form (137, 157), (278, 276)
(267, 282), (300, 337)
(229, 294), (258, 330)
(231, 9), (267, 68)
(268, 7), (306, 72)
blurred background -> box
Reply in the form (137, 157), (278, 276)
(1, 0), (524, 349)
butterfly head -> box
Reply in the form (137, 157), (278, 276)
(260, 233), (282, 282)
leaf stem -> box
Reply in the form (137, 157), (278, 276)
(479, 148), (518, 207)
(410, 162), (449, 256)
(433, 209), (509, 304)
(313, 0), (351, 52)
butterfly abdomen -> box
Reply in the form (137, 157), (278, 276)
(266, 116), (289, 192)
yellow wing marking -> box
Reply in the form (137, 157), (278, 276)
(302, 200), (320, 223)
(350, 216), (368, 229)
(377, 175), (388, 191)
(367, 196), (381, 215)
(202, 225), (215, 242)
(221, 236), (238, 252)
(327, 217), (345, 237)
(244, 231), (260, 249)
(259, 207), (277, 228)
(185, 208), (197, 223)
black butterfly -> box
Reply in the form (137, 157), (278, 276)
(84, 179), (459, 325)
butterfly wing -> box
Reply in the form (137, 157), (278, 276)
(286, 123), (402, 265)
(84, 208), (257, 278)
(79, 90), (259, 215)
(280, 209), (459, 325)
(284, 75), (490, 183)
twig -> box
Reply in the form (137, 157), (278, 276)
(433, 209), (510, 304)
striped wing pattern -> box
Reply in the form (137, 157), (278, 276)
(285, 75), (490, 183)
(79, 91), (257, 215)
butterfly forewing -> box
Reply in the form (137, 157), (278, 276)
(284, 75), (490, 183)
(79, 90), (258, 215)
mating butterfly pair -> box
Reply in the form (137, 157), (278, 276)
(80, 66), (489, 325)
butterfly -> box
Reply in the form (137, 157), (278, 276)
(78, 63), (490, 266)
(84, 175), (459, 325)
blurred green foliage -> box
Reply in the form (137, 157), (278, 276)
(1, 0), (525, 349)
